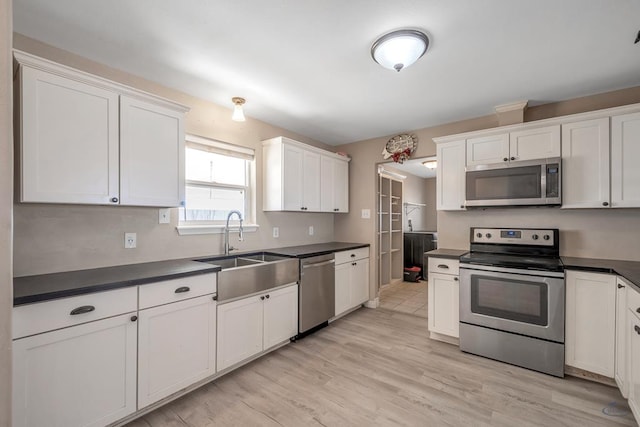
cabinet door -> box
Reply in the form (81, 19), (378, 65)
(263, 285), (298, 349)
(119, 96), (185, 207)
(436, 140), (466, 211)
(138, 295), (216, 408)
(320, 155), (335, 212)
(509, 125), (560, 161)
(217, 295), (263, 371)
(427, 272), (459, 338)
(333, 158), (349, 212)
(615, 278), (628, 397)
(561, 118), (610, 209)
(627, 312), (640, 421)
(335, 262), (351, 316)
(282, 144), (304, 210)
(19, 66), (119, 205)
(13, 313), (137, 427)
(466, 133), (509, 166)
(351, 258), (370, 307)
(302, 150), (321, 211)
(612, 112), (640, 207)
(565, 270), (616, 377)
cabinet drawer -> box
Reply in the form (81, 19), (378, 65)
(13, 287), (137, 339)
(139, 273), (217, 309)
(428, 258), (459, 275)
(627, 282), (640, 319)
(335, 247), (369, 264)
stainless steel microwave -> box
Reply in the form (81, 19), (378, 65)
(465, 157), (561, 207)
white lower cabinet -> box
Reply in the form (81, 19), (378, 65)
(137, 294), (217, 408)
(427, 271), (459, 339)
(217, 284), (298, 371)
(13, 313), (137, 427)
(616, 277), (629, 396)
(565, 270), (616, 377)
(627, 286), (640, 420)
(335, 248), (370, 317)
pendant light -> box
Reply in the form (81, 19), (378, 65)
(231, 97), (246, 122)
(371, 29), (430, 72)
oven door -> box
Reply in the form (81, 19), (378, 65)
(459, 264), (564, 343)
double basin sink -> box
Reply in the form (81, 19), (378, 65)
(194, 252), (299, 302)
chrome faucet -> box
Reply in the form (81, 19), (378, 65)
(224, 210), (244, 255)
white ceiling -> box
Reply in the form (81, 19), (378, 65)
(13, 1), (640, 145)
(384, 157), (437, 179)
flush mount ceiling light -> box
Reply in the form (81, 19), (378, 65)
(422, 160), (437, 169)
(231, 97), (246, 122)
(371, 29), (430, 72)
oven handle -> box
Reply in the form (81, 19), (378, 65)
(460, 263), (564, 278)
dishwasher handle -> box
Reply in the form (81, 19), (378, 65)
(302, 259), (335, 269)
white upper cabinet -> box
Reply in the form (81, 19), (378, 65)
(18, 65), (120, 205)
(14, 51), (188, 207)
(466, 133), (509, 166)
(437, 139), (466, 211)
(561, 118), (610, 208)
(509, 125), (561, 161)
(611, 112), (640, 207)
(321, 155), (349, 213)
(263, 136), (349, 212)
(119, 96), (185, 207)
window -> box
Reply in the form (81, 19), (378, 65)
(180, 135), (255, 227)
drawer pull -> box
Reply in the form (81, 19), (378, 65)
(454, 277), (459, 281)
(266, 294), (270, 299)
(437, 264), (449, 269)
(70, 305), (95, 316)
(260, 296), (265, 301)
(635, 325), (640, 335)
(351, 254), (356, 257)
(618, 284), (626, 289)
(212, 295), (218, 301)
(637, 307), (640, 314)
(174, 286), (190, 294)
(130, 315), (138, 322)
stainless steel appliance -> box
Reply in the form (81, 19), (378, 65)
(459, 227), (565, 377)
(465, 157), (561, 207)
(298, 253), (335, 335)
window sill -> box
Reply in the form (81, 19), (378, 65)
(176, 224), (259, 236)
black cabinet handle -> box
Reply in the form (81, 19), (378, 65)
(212, 295), (218, 301)
(503, 157), (508, 162)
(110, 197), (119, 203)
(265, 294), (270, 299)
(454, 277), (459, 281)
(460, 205), (465, 209)
(603, 201), (609, 207)
(437, 264), (449, 269)
(260, 296), (265, 300)
(351, 254), (356, 257)
(636, 307), (640, 314)
(635, 325), (640, 335)
(352, 262), (357, 266)
(618, 284), (625, 289)
(130, 315), (138, 322)
(70, 305), (95, 316)
(510, 157), (516, 161)
(175, 286), (190, 293)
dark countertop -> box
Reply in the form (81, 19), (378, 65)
(424, 249), (468, 259)
(13, 242), (369, 306)
(562, 257), (640, 293)
(264, 242), (370, 258)
(13, 260), (220, 306)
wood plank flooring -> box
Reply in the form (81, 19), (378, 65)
(126, 308), (636, 427)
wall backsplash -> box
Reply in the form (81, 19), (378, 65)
(438, 207), (640, 261)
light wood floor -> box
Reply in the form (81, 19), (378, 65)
(126, 308), (636, 427)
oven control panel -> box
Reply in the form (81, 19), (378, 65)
(471, 228), (556, 246)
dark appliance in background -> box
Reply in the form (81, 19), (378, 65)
(459, 227), (565, 377)
(403, 232), (437, 280)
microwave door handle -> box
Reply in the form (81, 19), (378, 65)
(541, 165), (547, 199)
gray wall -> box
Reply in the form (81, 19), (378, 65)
(0, 0), (13, 423)
(13, 35), (336, 277)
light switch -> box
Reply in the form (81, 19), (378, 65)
(308, 226), (314, 236)
(273, 227), (279, 238)
(159, 208), (170, 224)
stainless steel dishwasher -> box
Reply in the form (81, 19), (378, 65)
(298, 253), (335, 336)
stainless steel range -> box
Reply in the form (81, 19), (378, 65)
(459, 227), (565, 377)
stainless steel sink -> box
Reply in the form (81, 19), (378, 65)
(194, 253), (299, 302)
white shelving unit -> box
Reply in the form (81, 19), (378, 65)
(377, 173), (403, 289)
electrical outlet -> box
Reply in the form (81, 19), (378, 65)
(273, 227), (279, 238)
(361, 209), (371, 219)
(124, 232), (137, 249)
(308, 226), (314, 236)
(158, 208), (170, 224)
